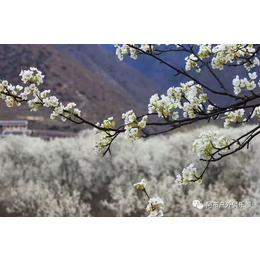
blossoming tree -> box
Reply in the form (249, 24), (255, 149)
(1, 44), (260, 217)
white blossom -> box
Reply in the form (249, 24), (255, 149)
(175, 164), (201, 186)
(146, 197), (164, 217)
(192, 130), (230, 160)
(19, 67), (44, 85)
(94, 117), (116, 154)
(114, 44), (154, 61)
(148, 81), (207, 120)
(249, 72), (258, 80)
(232, 75), (240, 87)
(211, 44), (259, 71)
(207, 104), (214, 113)
(185, 54), (201, 72)
(133, 179), (146, 190)
(223, 109), (245, 128)
(122, 110), (147, 141)
(198, 44), (211, 59)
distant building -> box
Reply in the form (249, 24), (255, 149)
(0, 120), (76, 140)
(0, 120), (28, 136)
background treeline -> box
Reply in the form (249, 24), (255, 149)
(0, 125), (259, 217)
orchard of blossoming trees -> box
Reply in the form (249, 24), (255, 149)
(1, 44), (260, 217)
(0, 127), (260, 217)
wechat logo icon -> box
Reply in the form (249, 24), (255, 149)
(192, 200), (204, 210)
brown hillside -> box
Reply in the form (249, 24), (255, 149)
(0, 45), (161, 132)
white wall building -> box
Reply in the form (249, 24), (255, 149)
(0, 120), (28, 136)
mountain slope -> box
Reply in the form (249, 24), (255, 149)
(0, 44), (162, 132)
(54, 44), (163, 107)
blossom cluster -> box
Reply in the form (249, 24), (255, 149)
(114, 44), (260, 74)
(114, 44), (152, 60)
(223, 109), (245, 128)
(122, 110), (148, 141)
(146, 197), (164, 217)
(115, 44), (184, 61)
(185, 54), (201, 72)
(232, 72), (259, 95)
(197, 44), (212, 59)
(0, 67), (81, 122)
(192, 130), (230, 160)
(94, 117), (116, 154)
(183, 44), (260, 73)
(252, 107), (260, 119)
(133, 179), (146, 190)
(185, 44), (212, 72)
(207, 104), (215, 113)
(20, 67), (44, 85)
(133, 179), (164, 217)
(175, 164), (202, 186)
(0, 80), (23, 107)
(211, 44), (260, 71)
(148, 81), (208, 119)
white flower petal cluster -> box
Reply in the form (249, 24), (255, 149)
(251, 107), (260, 119)
(207, 104), (215, 113)
(0, 80), (23, 107)
(51, 102), (80, 122)
(94, 117), (116, 154)
(94, 135), (112, 155)
(114, 44), (152, 61)
(192, 130), (230, 160)
(149, 81), (207, 119)
(184, 44), (259, 73)
(114, 44), (260, 73)
(133, 179), (146, 190)
(146, 197), (164, 217)
(197, 44), (212, 59)
(122, 110), (148, 141)
(19, 67), (44, 85)
(211, 44), (259, 71)
(175, 164), (202, 186)
(223, 109), (245, 128)
(232, 72), (258, 95)
(0, 68), (81, 122)
(185, 54), (201, 72)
